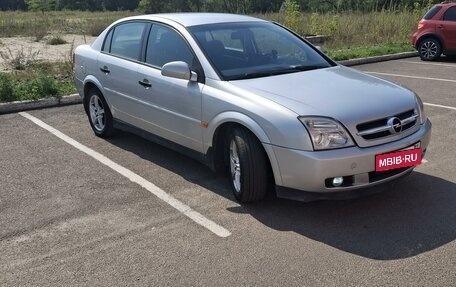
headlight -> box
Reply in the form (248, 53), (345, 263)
(415, 94), (427, 124)
(299, 117), (355, 150)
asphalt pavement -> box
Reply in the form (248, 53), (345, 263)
(1, 57), (455, 286)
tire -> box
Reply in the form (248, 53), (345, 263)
(85, 89), (114, 138)
(418, 38), (442, 61)
(227, 127), (269, 203)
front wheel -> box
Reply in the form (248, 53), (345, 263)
(86, 89), (114, 138)
(227, 127), (269, 203)
(418, 38), (441, 61)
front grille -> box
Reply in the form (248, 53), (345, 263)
(356, 109), (418, 140)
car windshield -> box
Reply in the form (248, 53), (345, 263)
(189, 22), (333, 80)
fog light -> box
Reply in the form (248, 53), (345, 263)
(332, 177), (344, 187)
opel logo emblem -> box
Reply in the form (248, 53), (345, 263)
(387, 117), (402, 134)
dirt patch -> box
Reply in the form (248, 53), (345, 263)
(0, 34), (96, 71)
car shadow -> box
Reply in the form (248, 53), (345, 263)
(229, 172), (456, 260)
(435, 55), (456, 63)
(106, 130), (456, 261)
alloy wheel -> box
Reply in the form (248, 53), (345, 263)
(229, 139), (241, 193)
(89, 95), (106, 132)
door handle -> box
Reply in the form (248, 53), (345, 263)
(438, 24), (444, 29)
(138, 79), (152, 89)
(100, 66), (110, 74)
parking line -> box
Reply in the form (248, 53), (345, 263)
(396, 60), (456, 68)
(366, 72), (456, 83)
(423, 102), (456, 111)
(19, 112), (231, 238)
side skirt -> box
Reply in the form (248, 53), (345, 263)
(113, 119), (216, 171)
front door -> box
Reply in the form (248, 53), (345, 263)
(440, 6), (456, 50)
(136, 23), (204, 153)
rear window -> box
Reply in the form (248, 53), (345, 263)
(423, 5), (442, 20)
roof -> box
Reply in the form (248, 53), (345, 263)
(124, 13), (266, 27)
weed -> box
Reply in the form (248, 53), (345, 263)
(61, 40), (75, 78)
(84, 18), (111, 36)
(47, 35), (67, 45)
(0, 46), (40, 70)
(31, 16), (49, 41)
(0, 73), (15, 102)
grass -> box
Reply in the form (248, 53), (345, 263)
(0, 10), (138, 38)
(325, 43), (415, 61)
(0, 8), (427, 103)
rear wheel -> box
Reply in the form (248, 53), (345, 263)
(418, 38), (441, 61)
(227, 127), (269, 203)
(86, 89), (114, 138)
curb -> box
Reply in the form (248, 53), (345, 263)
(0, 51), (419, 115)
(339, 51), (418, 67)
(0, 94), (82, 115)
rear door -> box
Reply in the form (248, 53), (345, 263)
(97, 21), (149, 121)
(440, 6), (456, 50)
(136, 23), (205, 153)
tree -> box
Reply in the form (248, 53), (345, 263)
(103, 0), (140, 11)
(26, 0), (56, 12)
(0, 0), (27, 11)
(138, 0), (164, 13)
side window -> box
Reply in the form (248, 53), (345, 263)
(443, 7), (456, 21)
(146, 24), (194, 68)
(102, 29), (113, 52)
(110, 22), (147, 60)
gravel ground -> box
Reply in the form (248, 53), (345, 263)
(0, 34), (96, 71)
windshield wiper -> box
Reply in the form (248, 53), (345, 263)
(229, 64), (328, 80)
(286, 64), (328, 71)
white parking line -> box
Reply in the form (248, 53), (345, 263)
(366, 72), (456, 83)
(19, 112), (231, 238)
(424, 102), (456, 111)
(396, 60), (456, 68)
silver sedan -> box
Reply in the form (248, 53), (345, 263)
(74, 13), (431, 202)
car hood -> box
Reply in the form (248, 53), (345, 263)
(230, 65), (418, 147)
(230, 66), (416, 120)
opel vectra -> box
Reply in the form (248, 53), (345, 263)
(74, 13), (432, 202)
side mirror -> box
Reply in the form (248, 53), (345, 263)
(161, 61), (198, 82)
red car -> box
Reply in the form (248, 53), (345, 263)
(412, 1), (456, 61)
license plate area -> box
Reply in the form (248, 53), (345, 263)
(375, 143), (422, 172)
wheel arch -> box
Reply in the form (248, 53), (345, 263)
(207, 113), (283, 186)
(82, 76), (106, 113)
(416, 33), (444, 50)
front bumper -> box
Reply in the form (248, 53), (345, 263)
(271, 119), (431, 199)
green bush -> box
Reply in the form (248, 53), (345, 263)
(0, 73), (15, 103)
(47, 35), (67, 45)
(12, 76), (59, 101)
(28, 76), (59, 100)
